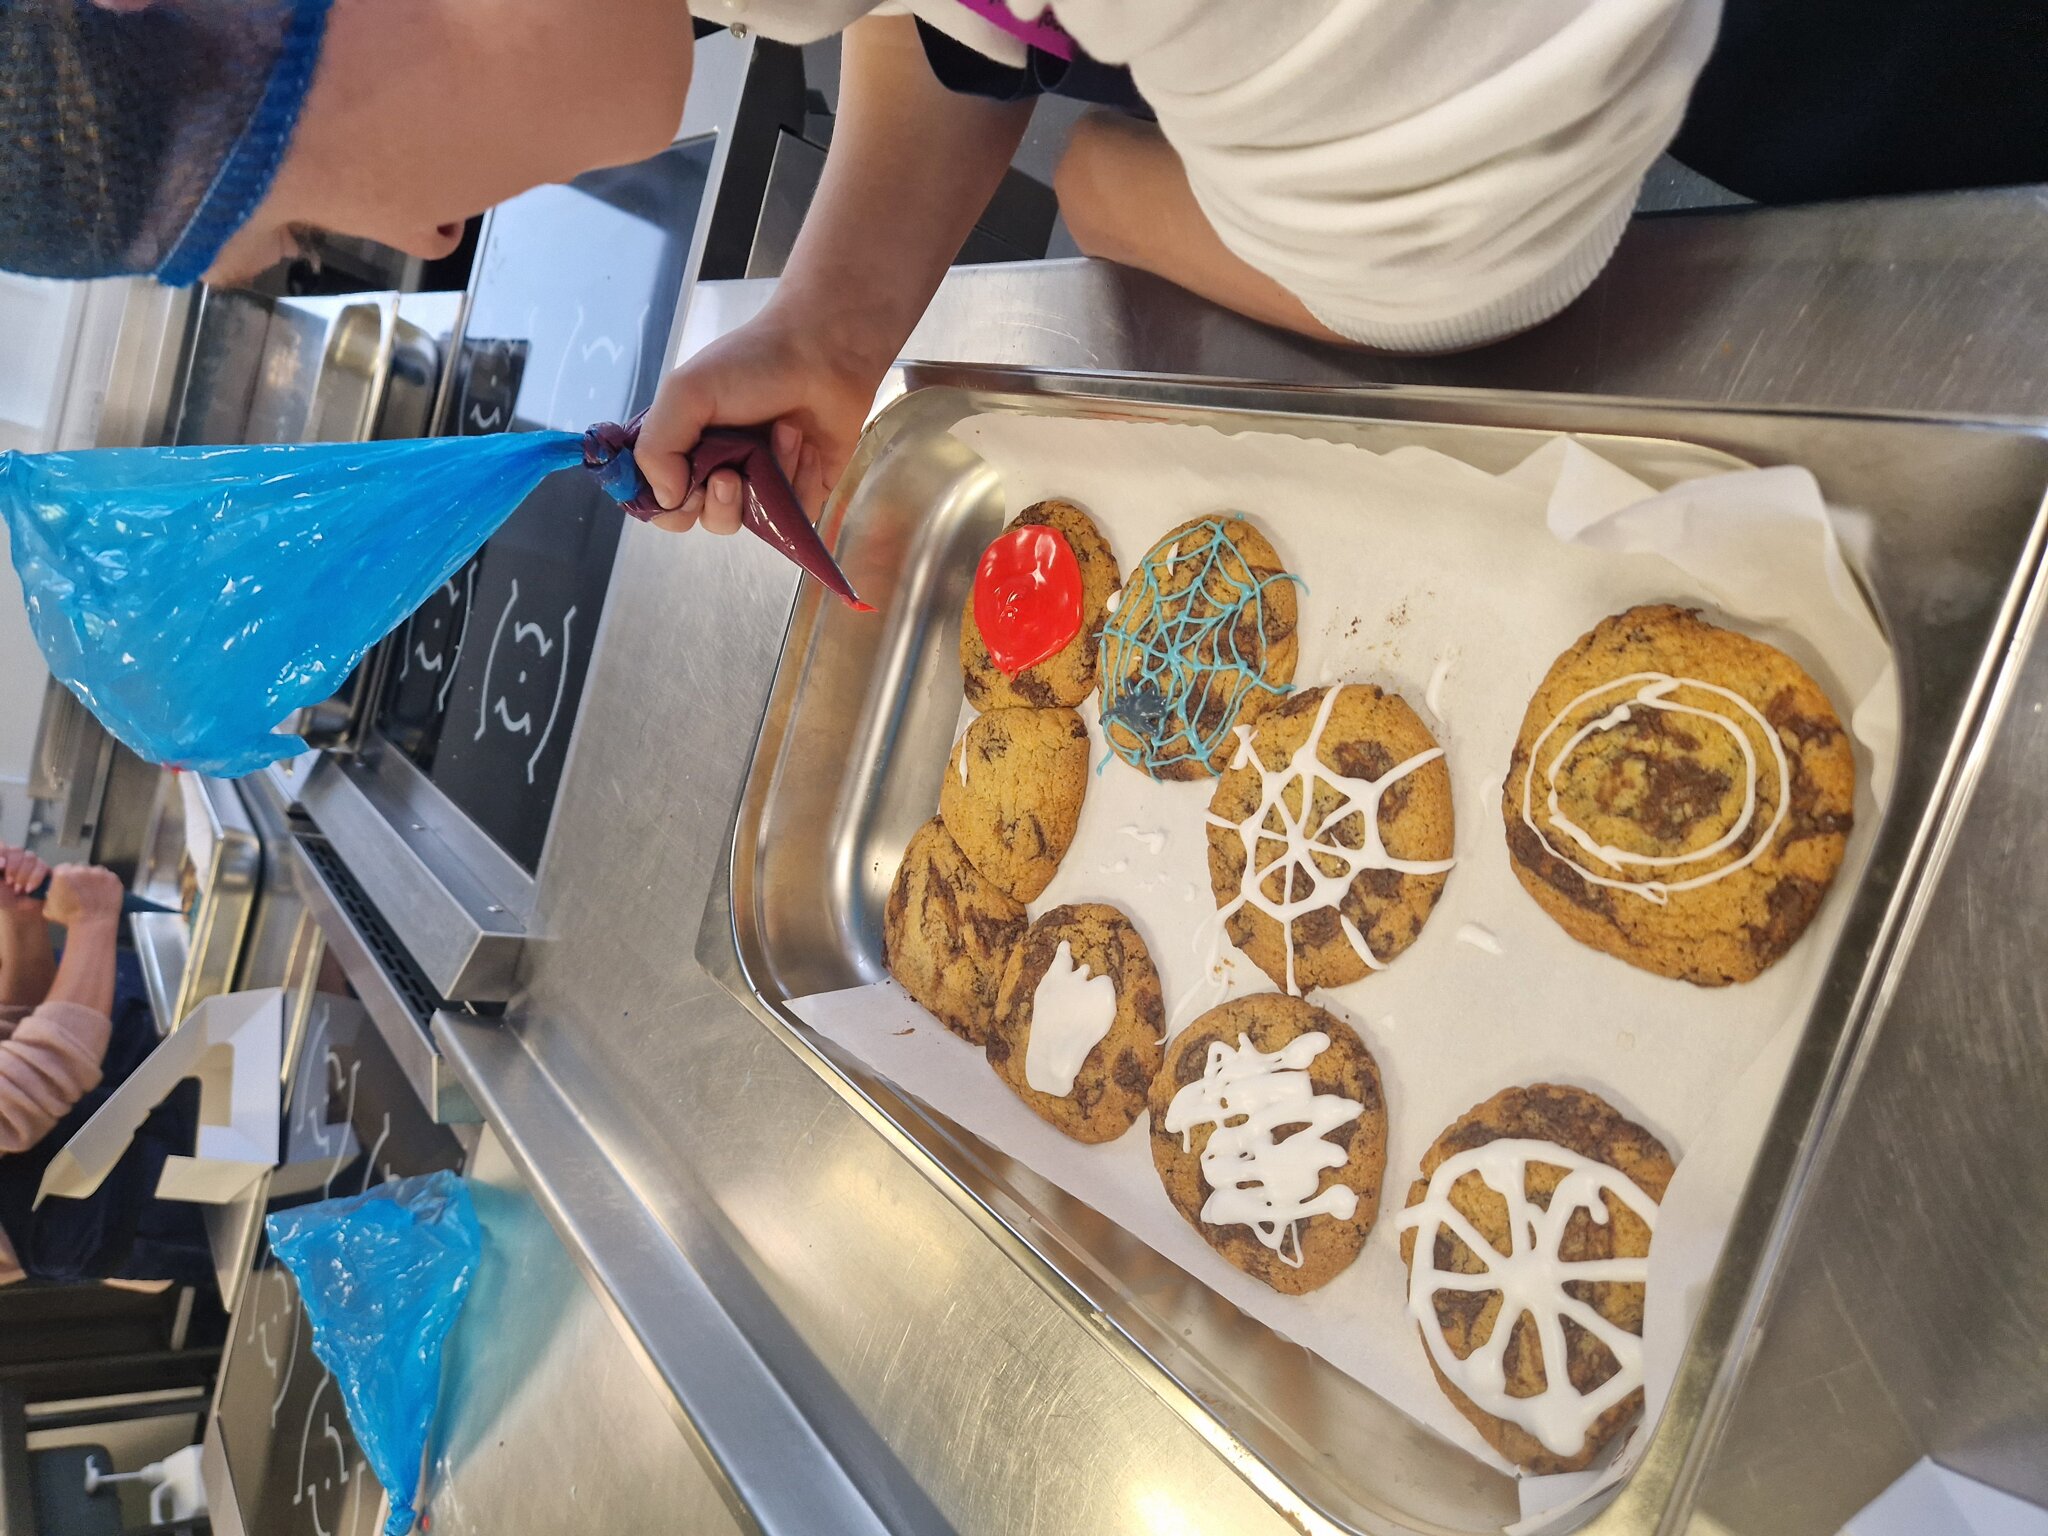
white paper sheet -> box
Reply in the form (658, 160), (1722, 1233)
(789, 415), (1895, 1525)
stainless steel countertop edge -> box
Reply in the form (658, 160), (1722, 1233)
(433, 1011), (927, 1536)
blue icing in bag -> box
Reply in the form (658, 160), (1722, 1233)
(0, 432), (584, 776)
(266, 1171), (482, 1536)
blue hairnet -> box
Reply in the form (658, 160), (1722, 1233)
(0, 0), (331, 284)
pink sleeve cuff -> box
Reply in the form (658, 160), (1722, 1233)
(0, 1000), (111, 1155)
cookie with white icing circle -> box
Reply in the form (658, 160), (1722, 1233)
(986, 904), (1164, 1142)
(1206, 684), (1455, 994)
(1099, 515), (1299, 781)
(884, 817), (1027, 1045)
(962, 499), (1120, 711)
(1396, 1084), (1675, 1476)
(1148, 993), (1386, 1295)
(940, 706), (1090, 904)
(1504, 605), (1855, 985)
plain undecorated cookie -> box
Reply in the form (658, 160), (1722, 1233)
(883, 817), (1027, 1045)
(1398, 1083), (1676, 1475)
(940, 707), (1089, 903)
(1208, 683), (1454, 993)
(1148, 993), (1386, 1295)
(986, 903), (1164, 1142)
(1504, 605), (1855, 985)
(962, 499), (1120, 710)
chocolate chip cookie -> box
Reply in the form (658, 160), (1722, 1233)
(1148, 993), (1386, 1295)
(1099, 515), (1299, 781)
(962, 499), (1120, 710)
(940, 706), (1090, 903)
(1504, 605), (1855, 984)
(1398, 1084), (1676, 1475)
(1207, 684), (1455, 994)
(986, 904), (1165, 1143)
(883, 817), (1027, 1045)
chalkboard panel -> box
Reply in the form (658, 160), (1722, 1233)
(421, 470), (623, 871)
(371, 139), (712, 871)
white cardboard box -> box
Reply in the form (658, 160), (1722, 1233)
(35, 988), (287, 1209)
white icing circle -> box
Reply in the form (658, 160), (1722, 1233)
(1518, 672), (1790, 908)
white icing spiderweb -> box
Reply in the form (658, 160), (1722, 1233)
(1206, 687), (1454, 994)
(1396, 1139), (1658, 1459)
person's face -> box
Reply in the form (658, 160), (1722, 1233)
(206, 0), (695, 283)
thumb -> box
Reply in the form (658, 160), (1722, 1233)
(633, 364), (720, 512)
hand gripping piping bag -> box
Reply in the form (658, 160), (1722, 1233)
(266, 1171), (483, 1536)
(0, 418), (867, 777)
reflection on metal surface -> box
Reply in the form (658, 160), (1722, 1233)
(436, 1013), (900, 1536)
(129, 772), (260, 1034)
(424, 1128), (747, 1536)
(712, 373), (2048, 1536)
(204, 993), (463, 1536)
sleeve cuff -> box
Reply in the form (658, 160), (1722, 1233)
(1302, 197), (1635, 355)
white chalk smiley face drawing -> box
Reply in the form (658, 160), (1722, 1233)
(396, 563), (476, 713)
(474, 577), (579, 784)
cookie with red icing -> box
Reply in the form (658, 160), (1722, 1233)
(962, 499), (1119, 710)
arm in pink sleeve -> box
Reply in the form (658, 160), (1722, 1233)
(0, 1000), (111, 1155)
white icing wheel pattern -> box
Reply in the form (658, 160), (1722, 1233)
(1207, 687), (1455, 994)
(1396, 1139), (1658, 1458)
(1520, 673), (1789, 906)
(1163, 1031), (1363, 1268)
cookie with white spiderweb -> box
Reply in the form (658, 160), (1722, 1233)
(1206, 684), (1455, 994)
(1396, 1084), (1676, 1475)
(1098, 515), (1299, 780)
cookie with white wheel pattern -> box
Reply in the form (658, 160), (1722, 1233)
(1397, 1084), (1675, 1475)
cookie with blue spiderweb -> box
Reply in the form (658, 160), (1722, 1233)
(1099, 516), (1299, 780)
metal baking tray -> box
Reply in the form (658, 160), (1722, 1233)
(700, 365), (2048, 1534)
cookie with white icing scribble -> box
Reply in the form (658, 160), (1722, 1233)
(1148, 993), (1385, 1295)
(1504, 605), (1854, 984)
(1396, 1084), (1675, 1476)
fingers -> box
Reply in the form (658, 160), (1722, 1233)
(698, 471), (745, 536)
(635, 365), (717, 513)
(649, 489), (704, 535)
(793, 443), (829, 522)
(1, 847), (44, 893)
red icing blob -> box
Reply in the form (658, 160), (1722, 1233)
(973, 525), (1083, 676)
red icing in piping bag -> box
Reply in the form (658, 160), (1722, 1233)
(582, 416), (872, 612)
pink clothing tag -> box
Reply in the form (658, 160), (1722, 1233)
(952, 0), (1074, 61)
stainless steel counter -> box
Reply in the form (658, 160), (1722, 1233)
(425, 1128), (746, 1536)
(430, 186), (2048, 1536)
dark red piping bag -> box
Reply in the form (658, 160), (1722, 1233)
(582, 416), (873, 612)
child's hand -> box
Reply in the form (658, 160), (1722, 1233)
(43, 865), (124, 929)
(0, 845), (50, 919)
(632, 302), (886, 535)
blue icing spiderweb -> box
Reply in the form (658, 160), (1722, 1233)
(1097, 518), (1298, 777)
